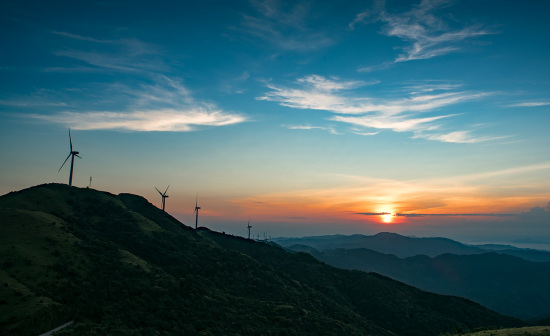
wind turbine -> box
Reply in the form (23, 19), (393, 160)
(247, 217), (252, 239)
(58, 128), (81, 187)
(193, 195), (201, 229)
(155, 186), (170, 211)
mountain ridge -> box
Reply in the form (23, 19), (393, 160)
(0, 184), (522, 335)
(273, 232), (550, 262)
(285, 245), (550, 319)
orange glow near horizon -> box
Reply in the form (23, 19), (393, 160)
(214, 171), (550, 226)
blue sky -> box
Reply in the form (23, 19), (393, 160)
(1, 0), (550, 246)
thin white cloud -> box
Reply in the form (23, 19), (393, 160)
(458, 162), (550, 182)
(332, 114), (451, 133)
(260, 75), (497, 143)
(286, 125), (326, 130)
(507, 101), (550, 107)
(32, 108), (245, 132)
(353, 0), (492, 64)
(260, 76), (486, 116)
(405, 82), (463, 93)
(0, 99), (67, 107)
(28, 77), (246, 132)
(52, 31), (113, 44)
(350, 128), (379, 136)
(412, 130), (508, 144)
(297, 75), (369, 91)
(239, 0), (334, 51)
(48, 31), (165, 73)
(285, 124), (340, 135)
(348, 10), (370, 31)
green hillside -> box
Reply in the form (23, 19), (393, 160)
(0, 184), (522, 335)
(460, 326), (550, 336)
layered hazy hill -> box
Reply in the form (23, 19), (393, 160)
(273, 233), (550, 262)
(0, 184), (522, 335)
(276, 234), (550, 319)
(275, 233), (486, 258)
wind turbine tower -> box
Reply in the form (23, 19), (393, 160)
(193, 195), (201, 229)
(247, 218), (252, 239)
(155, 185), (170, 211)
(58, 128), (81, 187)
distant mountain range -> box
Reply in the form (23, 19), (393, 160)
(273, 232), (550, 262)
(0, 184), (523, 335)
(273, 233), (550, 319)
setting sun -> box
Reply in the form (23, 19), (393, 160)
(381, 214), (394, 224)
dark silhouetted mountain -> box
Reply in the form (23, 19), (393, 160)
(286, 246), (550, 319)
(274, 232), (550, 262)
(0, 184), (522, 335)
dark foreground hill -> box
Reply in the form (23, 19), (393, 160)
(0, 184), (522, 335)
(287, 246), (550, 320)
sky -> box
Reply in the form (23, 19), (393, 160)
(1, 0), (550, 247)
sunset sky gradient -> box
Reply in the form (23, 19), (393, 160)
(1, 0), (549, 247)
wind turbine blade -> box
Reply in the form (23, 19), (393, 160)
(155, 187), (163, 195)
(75, 154), (82, 159)
(58, 154), (71, 171)
(164, 185), (170, 194)
(69, 128), (73, 152)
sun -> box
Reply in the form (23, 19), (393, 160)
(381, 213), (394, 224)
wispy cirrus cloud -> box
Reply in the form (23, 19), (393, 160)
(28, 77), (246, 132)
(260, 75), (379, 114)
(47, 31), (166, 73)
(32, 108), (244, 132)
(285, 124), (340, 135)
(405, 82), (463, 93)
(238, 0), (333, 51)
(260, 75), (484, 115)
(507, 101), (550, 107)
(23, 32), (245, 132)
(332, 114), (451, 133)
(351, 0), (492, 64)
(350, 128), (379, 136)
(412, 130), (508, 144)
(260, 75), (495, 143)
(0, 99), (67, 107)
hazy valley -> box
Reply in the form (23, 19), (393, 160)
(275, 234), (550, 320)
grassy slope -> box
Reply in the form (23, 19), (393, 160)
(460, 326), (550, 336)
(0, 184), (523, 335)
